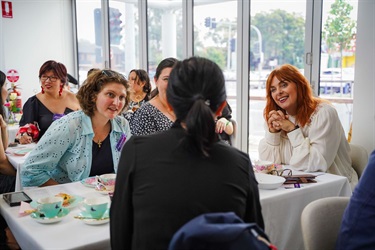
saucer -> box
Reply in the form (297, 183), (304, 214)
(94, 183), (115, 195)
(80, 177), (97, 188)
(30, 207), (69, 224)
(74, 209), (110, 225)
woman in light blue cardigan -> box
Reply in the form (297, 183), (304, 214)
(21, 69), (131, 187)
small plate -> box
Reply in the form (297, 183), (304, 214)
(255, 173), (285, 190)
(30, 195), (84, 210)
(30, 208), (69, 224)
(74, 209), (110, 225)
(94, 183), (115, 195)
(81, 177), (97, 188)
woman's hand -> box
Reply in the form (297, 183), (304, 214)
(19, 133), (33, 144)
(216, 118), (229, 134)
(267, 110), (285, 133)
(0, 115), (7, 129)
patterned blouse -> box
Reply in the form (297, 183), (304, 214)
(129, 102), (173, 136)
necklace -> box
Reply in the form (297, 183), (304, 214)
(96, 139), (102, 148)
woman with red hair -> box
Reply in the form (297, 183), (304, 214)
(258, 64), (357, 189)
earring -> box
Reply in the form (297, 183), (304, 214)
(41, 86), (45, 94)
(59, 85), (63, 96)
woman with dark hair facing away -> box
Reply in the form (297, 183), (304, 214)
(258, 64), (357, 189)
(21, 69), (131, 187)
(129, 57), (178, 135)
(110, 57), (264, 250)
(122, 69), (151, 120)
(0, 70), (18, 250)
(17, 60), (81, 144)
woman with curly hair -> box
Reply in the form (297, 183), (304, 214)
(21, 69), (131, 187)
(258, 64), (357, 189)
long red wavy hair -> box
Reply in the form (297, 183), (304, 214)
(263, 64), (326, 127)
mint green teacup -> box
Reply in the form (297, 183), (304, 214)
(37, 196), (64, 218)
(82, 197), (109, 219)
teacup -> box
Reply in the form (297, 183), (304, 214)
(81, 197), (109, 219)
(253, 160), (277, 174)
(37, 196), (64, 218)
(98, 173), (116, 186)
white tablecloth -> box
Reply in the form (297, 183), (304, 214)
(0, 173), (351, 250)
(0, 182), (111, 250)
(6, 143), (37, 191)
(260, 173), (352, 250)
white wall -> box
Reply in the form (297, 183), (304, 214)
(0, 0), (74, 105)
(351, 0), (375, 154)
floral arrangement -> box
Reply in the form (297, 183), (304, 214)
(4, 83), (22, 124)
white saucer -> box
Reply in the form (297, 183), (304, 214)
(80, 177), (97, 188)
(30, 208), (70, 224)
(74, 209), (110, 225)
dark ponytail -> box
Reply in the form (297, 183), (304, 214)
(167, 57), (226, 157)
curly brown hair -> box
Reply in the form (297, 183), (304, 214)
(77, 69), (130, 117)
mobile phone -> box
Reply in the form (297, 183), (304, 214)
(3, 191), (32, 207)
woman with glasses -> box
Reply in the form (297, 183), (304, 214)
(111, 57), (264, 249)
(17, 60), (81, 144)
(122, 69), (151, 120)
(258, 64), (357, 189)
(21, 69), (131, 187)
(129, 58), (178, 136)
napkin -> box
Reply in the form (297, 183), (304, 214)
(19, 201), (36, 216)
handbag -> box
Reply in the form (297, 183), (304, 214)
(168, 212), (276, 250)
(283, 174), (317, 184)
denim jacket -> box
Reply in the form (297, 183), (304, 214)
(21, 110), (131, 187)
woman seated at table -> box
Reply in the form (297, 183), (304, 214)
(122, 69), (151, 121)
(129, 58), (178, 136)
(17, 60), (81, 144)
(0, 70), (19, 249)
(110, 57), (264, 249)
(21, 69), (131, 187)
(258, 64), (357, 189)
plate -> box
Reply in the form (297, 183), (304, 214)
(30, 208), (69, 224)
(30, 195), (84, 210)
(94, 186), (114, 195)
(81, 177), (97, 188)
(255, 173), (285, 190)
(74, 209), (110, 225)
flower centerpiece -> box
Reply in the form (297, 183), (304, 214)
(4, 83), (22, 124)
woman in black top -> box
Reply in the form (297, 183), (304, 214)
(17, 60), (80, 143)
(110, 57), (264, 250)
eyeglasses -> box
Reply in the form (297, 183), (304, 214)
(40, 75), (58, 82)
(269, 169), (293, 176)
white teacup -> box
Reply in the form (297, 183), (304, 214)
(37, 196), (64, 218)
(81, 197), (109, 219)
(98, 173), (116, 186)
(253, 160), (275, 173)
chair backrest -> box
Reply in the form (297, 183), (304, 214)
(350, 143), (369, 178)
(228, 119), (237, 146)
(301, 197), (350, 250)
